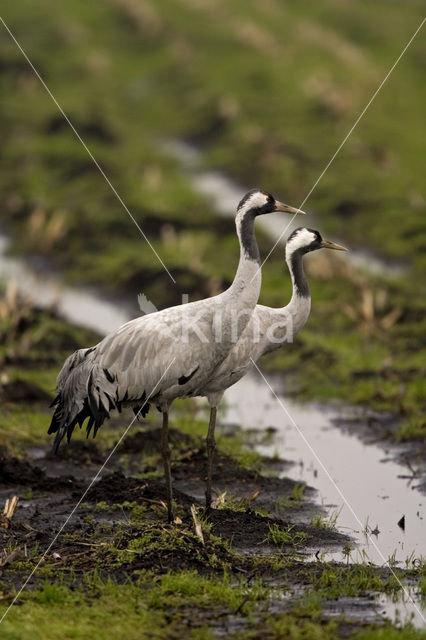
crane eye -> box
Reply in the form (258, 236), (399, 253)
(261, 190), (273, 202)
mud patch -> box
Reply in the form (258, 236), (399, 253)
(86, 471), (195, 511)
(0, 426), (348, 584)
(0, 452), (76, 491)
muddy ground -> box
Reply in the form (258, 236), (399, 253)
(1, 403), (419, 637)
(0, 421), (345, 578)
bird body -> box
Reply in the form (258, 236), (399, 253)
(199, 228), (347, 507)
(88, 255), (261, 409)
(49, 189), (303, 520)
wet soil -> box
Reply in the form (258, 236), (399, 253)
(0, 392), (422, 632)
(0, 424), (347, 585)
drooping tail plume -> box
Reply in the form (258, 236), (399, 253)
(48, 355), (119, 452)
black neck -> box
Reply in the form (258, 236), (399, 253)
(289, 249), (309, 298)
(239, 211), (259, 262)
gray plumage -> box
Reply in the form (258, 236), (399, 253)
(198, 228), (347, 507)
(200, 227), (317, 405)
(48, 190), (300, 454)
(203, 227), (349, 401)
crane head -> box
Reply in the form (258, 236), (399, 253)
(237, 189), (306, 217)
(286, 228), (348, 257)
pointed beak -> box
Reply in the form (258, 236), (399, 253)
(273, 200), (306, 215)
(320, 239), (348, 252)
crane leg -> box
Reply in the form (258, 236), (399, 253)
(205, 406), (217, 512)
(161, 410), (173, 523)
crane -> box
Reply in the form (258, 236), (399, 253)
(48, 189), (304, 521)
(199, 227), (347, 509)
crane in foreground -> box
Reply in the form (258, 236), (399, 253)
(200, 227), (347, 509)
(49, 189), (304, 521)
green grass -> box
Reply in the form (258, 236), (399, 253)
(146, 570), (268, 611)
(2, 567), (421, 640)
(310, 511), (340, 531)
(312, 564), (401, 599)
(267, 523), (309, 547)
(0, 574), (313, 639)
(0, 578), (179, 640)
(277, 483), (307, 513)
(0, 405), (52, 452)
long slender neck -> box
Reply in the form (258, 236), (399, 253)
(287, 248), (309, 301)
(252, 248), (311, 360)
(228, 210), (262, 296)
(251, 248), (311, 359)
(216, 209), (262, 352)
(283, 248), (311, 335)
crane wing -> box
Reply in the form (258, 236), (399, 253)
(93, 299), (223, 403)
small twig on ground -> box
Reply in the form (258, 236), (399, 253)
(212, 491), (226, 508)
(248, 490), (260, 503)
(1, 496), (19, 529)
(190, 504), (204, 544)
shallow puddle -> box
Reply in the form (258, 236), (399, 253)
(220, 373), (425, 627)
(221, 372), (425, 566)
(377, 589), (425, 629)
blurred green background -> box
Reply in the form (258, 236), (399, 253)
(0, 0), (425, 439)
